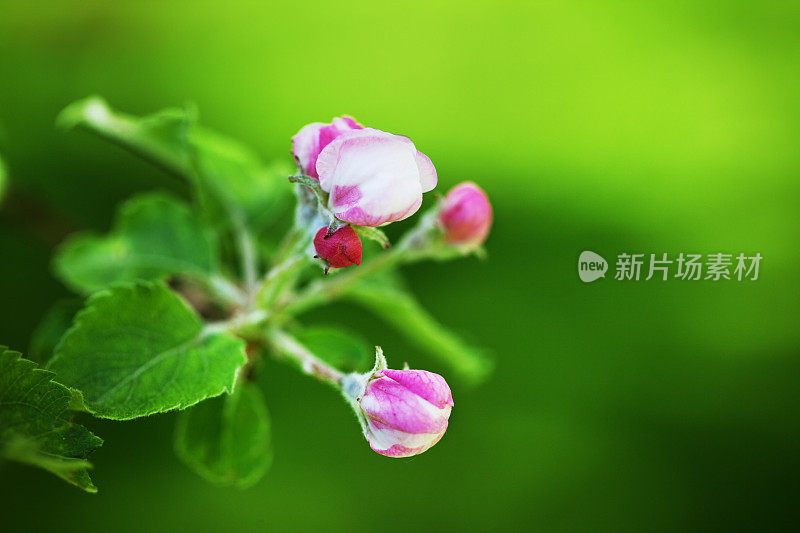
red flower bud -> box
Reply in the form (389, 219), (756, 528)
(313, 226), (362, 269)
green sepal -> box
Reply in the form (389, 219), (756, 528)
(353, 225), (391, 249)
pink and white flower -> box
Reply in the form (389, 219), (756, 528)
(316, 128), (437, 227)
(292, 116), (363, 179)
(439, 182), (493, 247)
(355, 368), (453, 457)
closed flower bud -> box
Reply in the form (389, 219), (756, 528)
(316, 128), (437, 227)
(313, 225), (362, 269)
(347, 366), (454, 458)
(292, 116), (363, 179)
(439, 182), (493, 247)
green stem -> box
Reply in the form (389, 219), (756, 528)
(257, 254), (307, 311)
(205, 274), (248, 308)
(281, 246), (404, 316)
(271, 226), (303, 267)
(203, 309), (268, 336)
(267, 328), (344, 386)
(232, 215), (258, 309)
(256, 225), (314, 311)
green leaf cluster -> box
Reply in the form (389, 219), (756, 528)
(22, 97), (298, 490)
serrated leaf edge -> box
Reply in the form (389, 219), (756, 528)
(0, 346), (103, 492)
(48, 281), (247, 420)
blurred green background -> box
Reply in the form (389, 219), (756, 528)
(1, 0), (799, 530)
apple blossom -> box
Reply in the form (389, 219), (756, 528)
(313, 225), (362, 270)
(439, 182), (492, 246)
(344, 363), (453, 458)
(315, 128), (437, 227)
(292, 116), (363, 179)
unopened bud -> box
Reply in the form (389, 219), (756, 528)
(344, 358), (453, 457)
(439, 182), (492, 247)
(313, 226), (362, 269)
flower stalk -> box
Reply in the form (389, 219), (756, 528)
(267, 327), (344, 386)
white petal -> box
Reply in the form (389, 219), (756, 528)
(415, 150), (437, 192)
(366, 419), (446, 451)
(291, 122), (325, 173)
(317, 128), (424, 225)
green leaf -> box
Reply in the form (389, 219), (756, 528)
(0, 347), (102, 492)
(344, 282), (493, 384)
(174, 381), (272, 489)
(293, 326), (372, 373)
(54, 192), (217, 294)
(28, 298), (83, 364)
(57, 96), (193, 178)
(58, 96), (292, 232)
(48, 282), (247, 420)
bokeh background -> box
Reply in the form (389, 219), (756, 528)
(2, 1), (799, 530)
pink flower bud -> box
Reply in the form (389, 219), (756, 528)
(313, 225), (362, 269)
(357, 369), (453, 457)
(439, 182), (493, 246)
(316, 128), (437, 227)
(292, 116), (363, 179)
